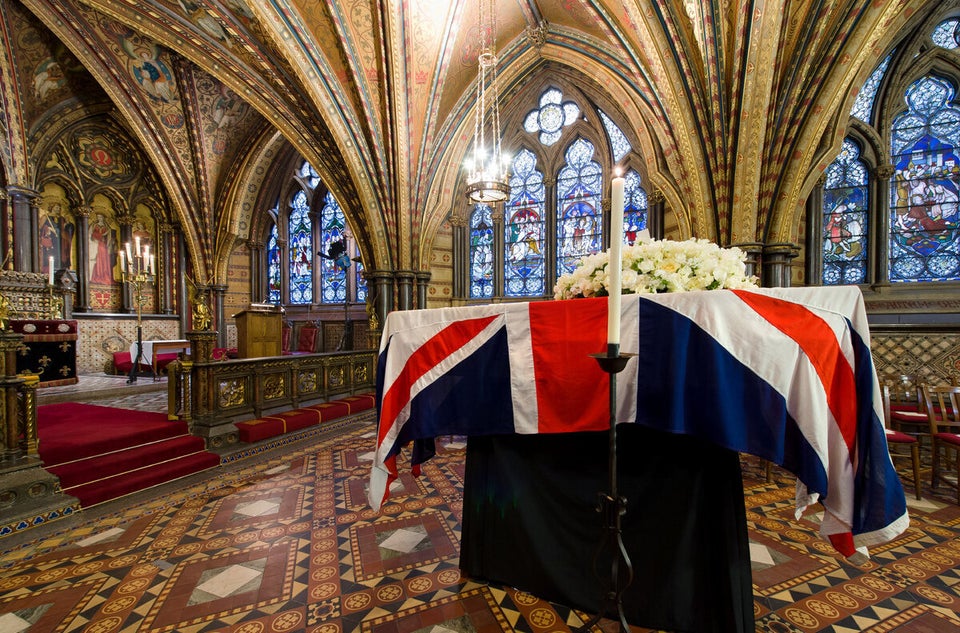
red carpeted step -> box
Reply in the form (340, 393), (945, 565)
(47, 435), (208, 489)
(38, 403), (190, 467)
(62, 451), (221, 507)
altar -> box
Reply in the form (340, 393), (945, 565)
(130, 339), (190, 379)
(368, 286), (909, 628)
(11, 319), (78, 387)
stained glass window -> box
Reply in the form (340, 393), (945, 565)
(933, 18), (960, 50)
(556, 139), (602, 278)
(822, 138), (870, 285)
(319, 192), (348, 303)
(288, 190), (313, 303)
(623, 169), (648, 244)
(299, 161), (321, 189)
(598, 109), (632, 162)
(267, 222), (281, 303)
(504, 149), (546, 296)
(469, 204), (495, 298)
(889, 75), (960, 282)
(851, 52), (893, 123)
(523, 88), (580, 146)
(355, 245), (367, 303)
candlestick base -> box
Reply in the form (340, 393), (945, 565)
(577, 350), (636, 633)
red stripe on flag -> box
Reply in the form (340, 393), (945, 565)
(378, 315), (499, 448)
(530, 298), (610, 433)
(732, 290), (857, 452)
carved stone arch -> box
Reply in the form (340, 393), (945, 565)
(242, 138), (298, 249)
(36, 173), (83, 211)
(84, 185), (129, 218)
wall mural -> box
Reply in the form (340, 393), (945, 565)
(38, 207), (76, 274)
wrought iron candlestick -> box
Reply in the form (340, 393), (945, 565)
(121, 240), (155, 384)
(580, 344), (635, 633)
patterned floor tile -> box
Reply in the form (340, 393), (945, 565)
(1, 384), (958, 633)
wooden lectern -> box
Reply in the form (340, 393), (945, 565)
(234, 304), (283, 358)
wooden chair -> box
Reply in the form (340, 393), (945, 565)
(881, 383), (922, 500)
(920, 384), (960, 504)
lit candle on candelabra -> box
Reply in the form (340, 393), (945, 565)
(608, 171), (625, 349)
(48, 256), (54, 286)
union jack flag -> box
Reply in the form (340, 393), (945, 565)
(369, 286), (909, 557)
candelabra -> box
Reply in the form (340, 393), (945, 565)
(121, 238), (155, 384)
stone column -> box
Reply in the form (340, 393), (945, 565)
(276, 238), (288, 304)
(762, 243), (800, 288)
(731, 242), (764, 283)
(0, 189), (9, 269)
(449, 213), (466, 298)
(210, 285), (227, 348)
(0, 332), (24, 460)
(874, 164), (895, 286)
(246, 239), (264, 302)
(72, 205), (92, 312)
(7, 186), (39, 273)
(491, 206), (504, 298)
(370, 271), (394, 327)
(160, 222), (176, 314)
(396, 271), (415, 311)
(648, 189), (665, 240)
(415, 271), (432, 309)
(116, 213), (135, 313)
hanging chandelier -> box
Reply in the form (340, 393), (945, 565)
(464, 0), (510, 204)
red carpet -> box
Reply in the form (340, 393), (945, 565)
(38, 403), (220, 507)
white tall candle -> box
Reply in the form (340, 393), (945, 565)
(608, 174), (625, 346)
(120, 249), (126, 273)
(150, 254), (155, 275)
(125, 242), (133, 268)
(48, 256), (54, 285)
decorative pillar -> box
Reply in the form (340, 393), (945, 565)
(370, 271), (394, 327)
(0, 331), (24, 460)
(276, 238), (288, 304)
(449, 214), (466, 299)
(491, 205), (504, 298)
(176, 232), (190, 333)
(415, 271), (432, 309)
(0, 189), (9, 269)
(731, 242), (764, 282)
(116, 212), (136, 313)
(874, 164), (895, 286)
(246, 239), (264, 302)
(210, 284), (228, 348)
(804, 177), (825, 285)
(648, 189), (665, 240)
(160, 222), (176, 314)
(7, 186), (39, 273)
(72, 205), (91, 312)
(396, 271), (415, 311)
(762, 243), (800, 288)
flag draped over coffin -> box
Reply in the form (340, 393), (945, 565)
(369, 286), (909, 557)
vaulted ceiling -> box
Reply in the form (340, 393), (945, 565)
(0, 0), (942, 284)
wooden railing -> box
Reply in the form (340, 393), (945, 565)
(168, 331), (377, 449)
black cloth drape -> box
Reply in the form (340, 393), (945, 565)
(460, 424), (753, 633)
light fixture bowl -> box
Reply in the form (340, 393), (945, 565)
(465, 178), (510, 203)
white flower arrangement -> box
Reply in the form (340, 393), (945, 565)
(553, 237), (758, 299)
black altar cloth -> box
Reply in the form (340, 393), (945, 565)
(460, 424), (753, 633)
(10, 319), (78, 387)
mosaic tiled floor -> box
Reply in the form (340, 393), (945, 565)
(3, 384), (960, 632)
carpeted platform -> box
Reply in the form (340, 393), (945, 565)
(235, 392), (375, 443)
(37, 403), (220, 507)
